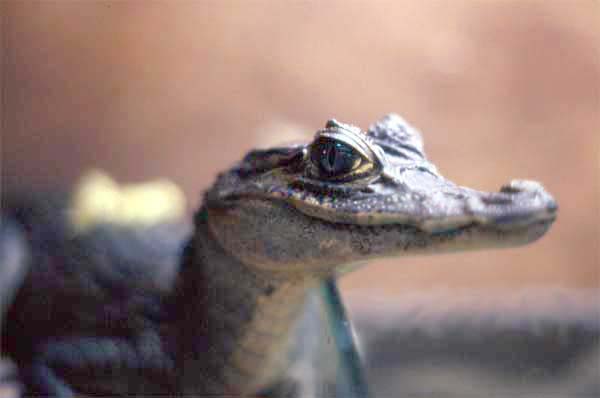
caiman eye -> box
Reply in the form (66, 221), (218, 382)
(310, 137), (364, 178)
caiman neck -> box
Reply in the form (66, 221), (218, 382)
(172, 208), (319, 395)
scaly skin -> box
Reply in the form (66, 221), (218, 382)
(1, 114), (557, 397)
(173, 219), (319, 394)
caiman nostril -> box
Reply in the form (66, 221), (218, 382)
(546, 200), (559, 213)
(500, 180), (545, 194)
(500, 185), (521, 194)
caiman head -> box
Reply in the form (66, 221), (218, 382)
(204, 114), (557, 275)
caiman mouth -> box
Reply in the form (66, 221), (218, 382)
(213, 176), (557, 251)
(285, 179), (558, 236)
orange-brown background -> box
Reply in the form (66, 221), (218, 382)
(2, 1), (598, 296)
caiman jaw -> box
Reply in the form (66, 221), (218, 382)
(289, 178), (557, 234)
(205, 114), (558, 267)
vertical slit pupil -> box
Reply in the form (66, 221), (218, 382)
(311, 137), (362, 178)
(326, 143), (337, 170)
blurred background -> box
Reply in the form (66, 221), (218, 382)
(2, 1), (599, 396)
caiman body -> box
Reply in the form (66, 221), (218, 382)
(0, 114), (557, 397)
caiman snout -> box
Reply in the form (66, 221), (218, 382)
(467, 179), (557, 230)
(500, 179), (546, 194)
(500, 179), (558, 214)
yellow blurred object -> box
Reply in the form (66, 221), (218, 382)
(69, 170), (187, 232)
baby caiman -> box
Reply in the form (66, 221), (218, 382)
(0, 114), (557, 397)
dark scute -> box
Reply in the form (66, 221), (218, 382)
(367, 114), (426, 160)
